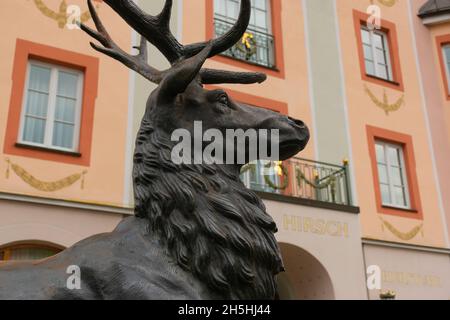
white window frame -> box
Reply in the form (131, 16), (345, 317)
(361, 26), (393, 81)
(375, 141), (411, 210)
(18, 60), (84, 153)
(442, 44), (450, 92)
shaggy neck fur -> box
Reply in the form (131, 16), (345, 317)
(133, 116), (284, 300)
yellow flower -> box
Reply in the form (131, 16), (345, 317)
(242, 32), (254, 49)
(274, 161), (283, 176)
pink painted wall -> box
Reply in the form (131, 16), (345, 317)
(181, 0), (315, 161)
(0, 0), (132, 207)
(336, 0), (448, 247)
(411, 0), (450, 244)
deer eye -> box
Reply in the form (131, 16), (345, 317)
(218, 94), (229, 106)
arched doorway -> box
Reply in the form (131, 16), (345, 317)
(277, 243), (335, 300)
(0, 241), (64, 262)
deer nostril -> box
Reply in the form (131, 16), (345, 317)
(288, 117), (305, 128)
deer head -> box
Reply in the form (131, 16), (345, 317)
(81, 0), (309, 164)
(80, 0), (310, 300)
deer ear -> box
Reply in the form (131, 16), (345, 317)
(158, 42), (213, 100)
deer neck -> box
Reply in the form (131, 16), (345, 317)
(133, 118), (283, 299)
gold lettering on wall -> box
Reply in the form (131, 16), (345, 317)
(283, 215), (349, 238)
(382, 270), (442, 288)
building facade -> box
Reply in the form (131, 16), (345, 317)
(0, 0), (449, 300)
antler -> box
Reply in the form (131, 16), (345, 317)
(81, 0), (267, 85)
(101, 0), (183, 64)
(183, 0), (252, 59)
(80, 0), (163, 83)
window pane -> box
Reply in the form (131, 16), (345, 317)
(52, 122), (75, 149)
(214, 0), (226, 16)
(28, 65), (51, 93)
(444, 46), (450, 64)
(373, 33), (384, 50)
(394, 186), (407, 207)
(380, 183), (391, 205)
(361, 29), (371, 45)
(57, 71), (78, 99)
(254, 0), (267, 10)
(388, 146), (401, 166)
(378, 164), (389, 184)
(226, 0), (239, 20)
(365, 60), (375, 76)
(375, 48), (387, 65)
(376, 144), (386, 164)
(390, 166), (404, 187)
(55, 96), (76, 123)
(444, 47), (450, 91)
(26, 90), (49, 118)
(376, 63), (388, 80)
(254, 10), (268, 30)
(363, 44), (373, 61)
(26, 64), (51, 119)
(23, 117), (46, 144)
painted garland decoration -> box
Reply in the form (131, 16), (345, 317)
(379, 216), (424, 241)
(5, 158), (87, 192)
(264, 162), (289, 191)
(240, 161), (289, 191)
(296, 170), (336, 191)
(235, 32), (257, 60)
(240, 162), (339, 193)
(365, 85), (405, 115)
(32, 0), (95, 29)
(370, 0), (397, 7)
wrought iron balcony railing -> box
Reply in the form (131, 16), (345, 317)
(214, 17), (275, 69)
(240, 158), (352, 206)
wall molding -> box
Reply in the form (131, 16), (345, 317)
(0, 192), (134, 215)
(362, 238), (450, 255)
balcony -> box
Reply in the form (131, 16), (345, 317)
(240, 158), (355, 211)
(214, 17), (275, 69)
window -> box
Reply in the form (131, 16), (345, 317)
(19, 61), (83, 152)
(213, 0), (275, 68)
(366, 126), (423, 219)
(442, 46), (450, 92)
(4, 39), (99, 166)
(353, 10), (403, 91)
(0, 244), (62, 262)
(436, 35), (450, 99)
(375, 141), (410, 209)
(361, 27), (393, 81)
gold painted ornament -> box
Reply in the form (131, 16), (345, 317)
(5, 158), (87, 192)
(370, 0), (397, 7)
(241, 162), (289, 191)
(379, 216), (424, 241)
(365, 85), (404, 115)
(264, 161), (289, 191)
(32, 0), (96, 29)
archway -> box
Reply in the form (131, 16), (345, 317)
(277, 243), (335, 300)
(0, 241), (64, 262)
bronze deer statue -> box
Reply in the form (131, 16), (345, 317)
(0, 0), (309, 300)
